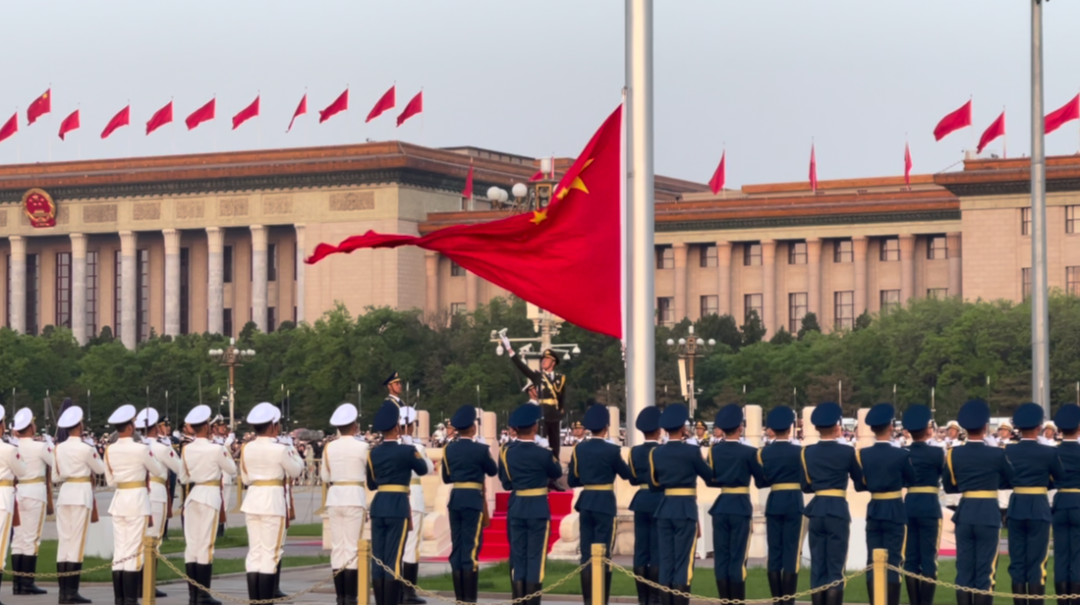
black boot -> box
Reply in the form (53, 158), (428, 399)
(512, 581), (526, 601)
(605, 571), (613, 605)
(401, 563), (426, 604)
(888, 583), (901, 605)
(273, 563), (289, 600)
(768, 572), (783, 600)
(1014, 583), (1028, 605)
(67, 564), (92, 605)
(824, 586), (844, 605)
(260, 573), (279, 603)
(197, 564), (223, 605)
(461, 569), (479, 604)
(246, 573), (260, 602)
(782, 573), (799, 601)
(343, 569), (359, 605)
(110, 570), (122, 605)
(1056, 584), (1069, 605)
(659, 584), (673, 605)
(186, 564), (198, 605)
(975, 594), (996, 605)
(673, 584), (692, 605)
(149, 564), (168, 598)
(1030, 582), (1046, 605)
(525, 583), (544, 605)
(333, 569), (346, 605)
(920, 578), (936, 605)
(730, 582), (746, 605)
(372, 579), (386, 605)
(450, 570), (462, 603)
(905, 577), (921, 605)
(581, 566), (593, 605)
(26, 555), (47, 595)
(716, 578), (731, 600)
(122, 571), (140, 605)
(811, 586), (824, 605)
(647, 568), (661, 605)
(633, 566), (650, 605)
(956, 588), (973, 605)
(384, 579), (401, 605)
(11, 554), (23, 595)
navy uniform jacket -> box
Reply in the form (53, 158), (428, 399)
(441, 437), (498, 511)
(943, 441), (1014, 527)
(759, 440), (805, 515)
(627, 441), (663, 514)
(857, 442), (916, 524)
(905, 441), (945, 519)
(1053, 441), (1080, 511)
(1005, 440), (1063, 522)
(800, 440), (865, 520)
(511, 356), (566, 411)
(568, 438), (633, 514)
(649, 441), (713, 520)
(498, 440), (562, 519)
(367, 440), (431, 518)
(707, 441), (766, 517)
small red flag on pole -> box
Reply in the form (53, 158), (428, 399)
(708, 151), (726, 195)
(462, 163), (474, 199)
(1045, 94), (1080, 135)
(0, 113), (17, 143)
(529, 170), (545, 182)
(977, 112), (1006, 155)
(933, 100), (973, 141)
(59, 110), (80, 140)
(27, 89), (51, 125)
(101, 106), (130, 139)
(287, 94), (307, 132)
(232, 96), (260, 130)
(319, 89), (349, 123)
(904, 143), (913, 189)
(366, 86), (396, 123)
(396, 91), (423, 127)
(146, 101), (174, 135)
(185, 98), (216, 131)
(809, 144), (818, 193)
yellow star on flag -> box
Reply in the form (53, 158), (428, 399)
(530, 209), (548, 225)
(556, 158), (594, 200)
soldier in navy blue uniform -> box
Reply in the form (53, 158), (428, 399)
(706, 404), (766, 603)
(366, 402), (431, 605)
(440, 405), (498, 604)
(649, 404), (713, 605)
(627, 407), (664, 605)
(568, 403), (633, 605)
(800, 402), (864, 605)
(943, 399), (1013, 605)
(858, 404), (916, 605)
(901, 404), (946, 605)
(759, 406), (805, 603)
(498, 404), (564, 605)
(1052, 404), (1080, 604)
(1004, 403), (1064, 603)
(383, 371), (405, 408)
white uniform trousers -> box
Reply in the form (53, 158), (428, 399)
(112, 515), (149, 572)
(245, 514), (286, 574)
(0, 512), (12, 570)
(184, 501), (220, 565)
(56, 505), (92, 563)
(402, 510), (423, 565)
(145, 500), (168, 540)
(11, 498), (46, 555)
(328, 506), (365, 570)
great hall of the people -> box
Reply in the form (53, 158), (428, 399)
(0, 142), (1078, 348)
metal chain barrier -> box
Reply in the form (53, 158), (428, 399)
(1, 552), (141, 578)
(886, 564), (1080, 600)
(155, 552), (354, 604)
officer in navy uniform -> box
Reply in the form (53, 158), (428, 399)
(440, 405), (498, 604)
(502, 334), (568, 462)
(568, 403), (632, 605)
(800, 402), (864, 605)
(901, 404), (946, 605)
(1051, 404), (1080, 603)
(383, 372), (404, 408)
(649, 404), (713, 605)
(627, 407), (664, 605)
(943, 399), (1013, 605)
(706, 404), (766, 603)
(498, 404), (564, 605)
(759, 406), (804, 603)
(858, 404), (916, 605)
(366, 402), (430, 605)
(1004, 403), (1063, 603)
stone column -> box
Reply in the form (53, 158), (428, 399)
(717, 241), (732, 316)
(206, 227), (224, 335)
(807, 238), (822, 319)
(295, 224), (306, 324)
(70, 234), (88, 345)
(673, 243), (688, 321)
(853, 236), (868, 316)
(947, 232), (962, 298)
(250, 225), (268, 332)
(745, 404), (767, 558)
(465, 270), (479, 312)
(424, 252), (439, 318)
(899, 234), (916, 304)
(762, 240), (776, 334)
(8, 236), (26, 334)
(120, 231), (137, 349)
(163, 229), (181, 336)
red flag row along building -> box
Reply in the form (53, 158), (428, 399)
(0, 86), (424, 143)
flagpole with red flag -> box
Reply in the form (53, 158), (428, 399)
(904, 142), (912, 190)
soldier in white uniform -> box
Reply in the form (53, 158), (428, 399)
(210, 415), (235, 538)
(181, 405), (238, 605)
(0, 407), (28, 600)
(136, 407), (180, 599)
(55, 405), (105, 605)
(399, 405), (434, 604)
(11, 407), (53, 595)
(321, 403), (369, 605)
(239, 402), (304, 601)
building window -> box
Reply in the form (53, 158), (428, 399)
(744, 243), (762, 266)
(223, 245), (233, 283)
(223, 308), (233, 338)
(833, 239), (853, 263)
(700, 295), (718, 317)
(744, 293), (763, 323)
(927, 288), (949, 299)
(56, 252), (72, 329)
(138, 249), (150, 342)
(700, 245), (718, 268)
(656, 246), (674, 270)
(1022, 268), (1032, 301)
(267, 243), (278, 282)
(1022, 208), (1031, 236)
(86, 251), (98, 339)
(788, 292), (807, 333)
(25, 254), (39, 336)
(928, 236), (947, 260)
(880, 237), (900, 262)
(1068, 267), (1080, 296)
(114, 251), (122, 340)
(880, 289), (901, 314)
(788, 241), (807, 265)
(657, 297), (674, 326)
(179, 248), (190, 335)
(834, 291), (854, 330)
(450, 260), (466, 277)
(267, 307), (276, 333)
(1069, 207), (1079, 234)
(450, 302), (467, 315)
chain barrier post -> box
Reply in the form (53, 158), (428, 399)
(143, 536), (157, 605)
(872, 549), (887, 605)
(358, 539), (371, 605)
(591, 544), (604, 605)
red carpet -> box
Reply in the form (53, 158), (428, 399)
(478, 491), (574, 561)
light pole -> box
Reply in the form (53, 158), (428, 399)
(208, 338), (256, 431)
(485, 159), (555, 213)
(666, 325), (715, 418)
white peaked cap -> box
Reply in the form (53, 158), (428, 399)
(331, 403), (359, 427)
(108, 404), (138, 425)
(58, 406), (84, 429)
(185, 405), (212, 425)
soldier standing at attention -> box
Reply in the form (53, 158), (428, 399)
(1004, 403), (1063, 603)
(367, 402), (431, 605)
(0, 406), (28, 602)
(399, 404), (434, 605)
(11, 407), (53, 596)
(706, 404), (766, 603)
(627, 407), (663, 605)
(502, 333), (567, 462)
(136, 407), (180, 599)
(857, 404), (916, 605)
(568, 404), (632, 605)
(441, 405), (498, 604)
(321, 403), (369, 605)
(384, 372), (405, 408)
(1051, 404), (1080, 603)
(800, 402), (864, 605)
(759, 406), (804, 603)
(54, 405), (104, 605)
(649, 403), (713, 605)
(901, 405), (945, 605)
(943, 399), (1013, 605)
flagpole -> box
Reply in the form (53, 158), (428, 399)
(625, 0), (654, 447)
(1031, 0), (1050, 414)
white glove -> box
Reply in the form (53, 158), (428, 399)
(501, 335), (513, 355)
(401, 435), (413, 445)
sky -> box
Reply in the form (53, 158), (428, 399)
(2, 1), (1079, 188)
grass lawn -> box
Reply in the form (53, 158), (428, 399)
(156, 521), (323, 554)
(420, 557), (1048, 604)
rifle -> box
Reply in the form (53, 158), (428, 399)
(285, 479), (296, 529)
(45, 463), (54, 516)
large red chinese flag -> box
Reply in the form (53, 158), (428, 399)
(287, 94), (307, 132)
(59, 110), (80, 140)
(1045, 95), (1080, 135)
(147, 101), (174, 135)
(0, 113), (17, 143)
(933, 100), (972, 141)
(308, 106), (624, 338)
(186, 98), (216, 131)
(977, 111), (1006, 154)
(396, 91), (423, 126)
(27, 89), (51, 125)
(101, 105), (130, 139)
(366, 85), (395, 122)
(232, 96), (260, 130)
(709, 151), (726, 194)
(319, 89), (348, 123)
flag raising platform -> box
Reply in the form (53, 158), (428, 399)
(478, 491), (574, 561)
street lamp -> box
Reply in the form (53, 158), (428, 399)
(666, 325), (715, 418)
(486, 158), (557, 213)
(208, 337), (256, 431)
